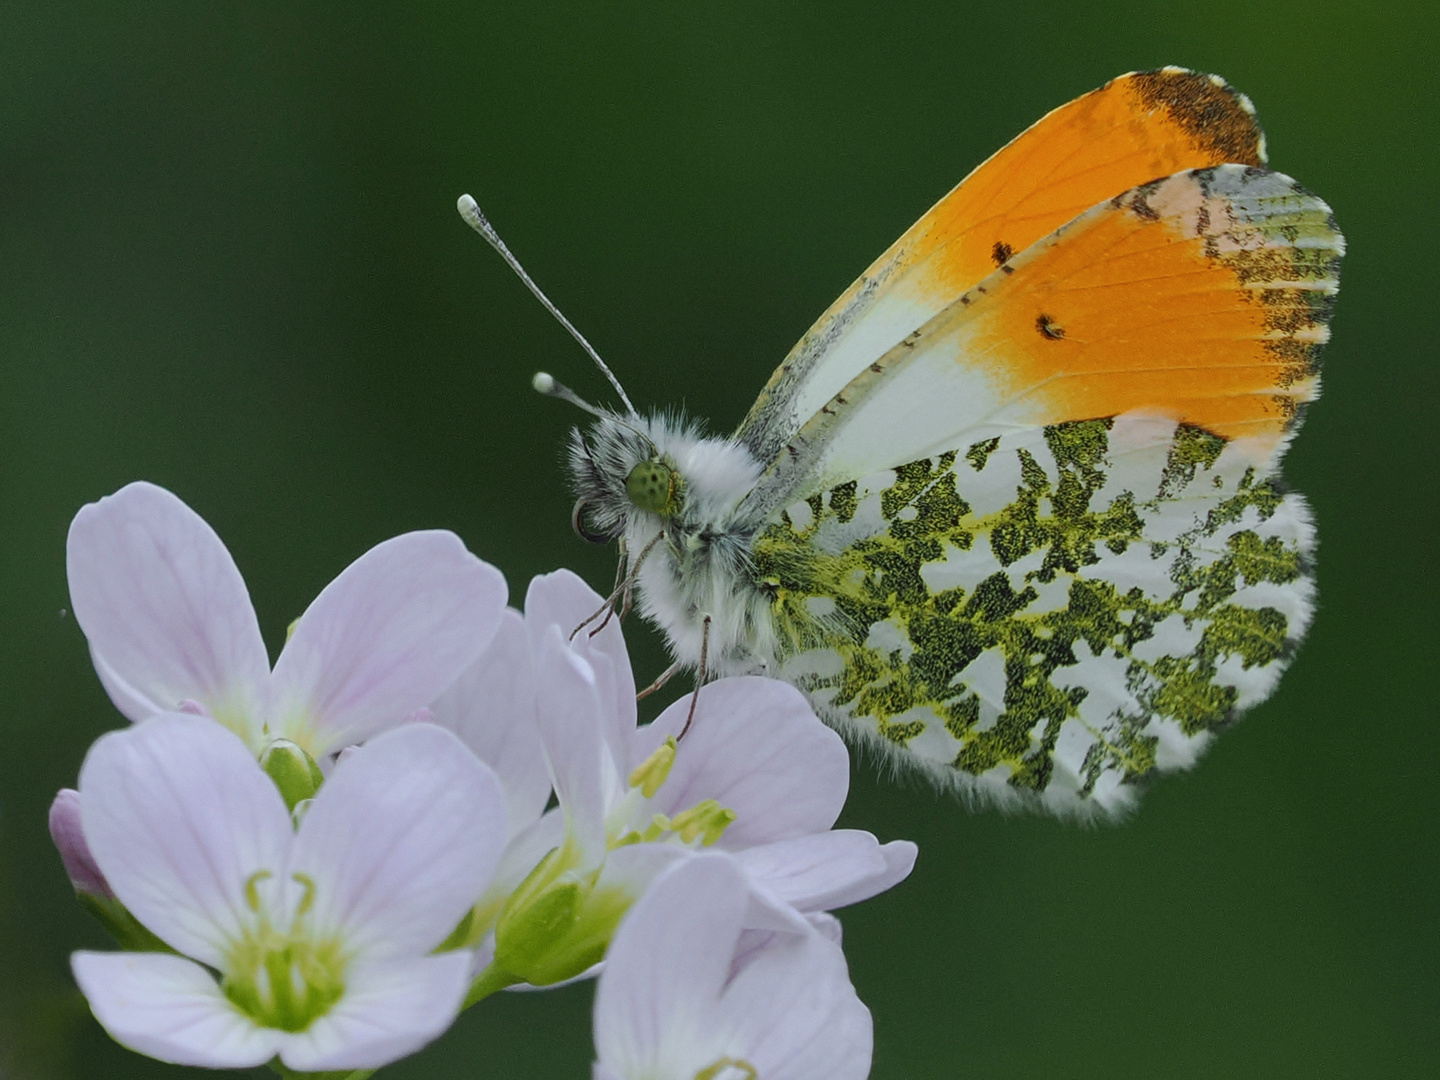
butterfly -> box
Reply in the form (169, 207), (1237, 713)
(461, 68), (1343, 819)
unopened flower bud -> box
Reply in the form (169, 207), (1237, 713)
(259, 739), (324, 812)
(51, 789), (170, 952)
(49, 789), (111, 900)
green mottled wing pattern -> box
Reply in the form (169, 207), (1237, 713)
(752, 414), (1313, 817)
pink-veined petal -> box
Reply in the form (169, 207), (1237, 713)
(71, 951), (281, 1068)
(734, 832), (917, 913)
(533, 628), (614, 865)
(276, 952), (472, 1072)
(641, 678), (850, 847)
(524, 570), (637, 771)
(67, 482), (269, 734)
(289, 723), (507, 960)
(593, 854), (747, 1080)
(78, 714), (292, 967)
(271, 531), (506, 755)
(714, 929), (872, 1080)
(430, 608), (551, 836)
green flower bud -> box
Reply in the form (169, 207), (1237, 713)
(259, 739), (324, 812)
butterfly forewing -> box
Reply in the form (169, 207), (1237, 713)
(738, 67), (1268, 464)
(753, 413), (1314, 817)
(741, 165), (1342, 519)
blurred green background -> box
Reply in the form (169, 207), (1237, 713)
(2, 2), (1435, 1077)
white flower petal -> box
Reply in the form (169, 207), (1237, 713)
(533, 628), (613, 865)
(731, 912), (842, 977)
(524, 570), (637, 771)
(806, 911), (844, 944)
(79, 714), (292, 967)
(66, 482), (269, 734)
(71, 951), (281, 1068)
(276, 952), (472, 1072)
(290, 723), (507, 960)
(592, 843), (692, 909)
(272, 530), (507, 754)
(593, 854), (747, 1080)
(734, 832), (917, 913)
(430, 608), (551, 836)
(715, 930), (872, 1080)
(642, 677), (850, 847)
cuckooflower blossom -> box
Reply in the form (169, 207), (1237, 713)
(71, 714), (508, 1071)
(428, 605), (559, 959)
(66, 481), (507, 759)
(481, 571), (916, 990)
(592, 853), (872, 1080)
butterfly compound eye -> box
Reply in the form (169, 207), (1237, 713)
(624, 460), (679, 515)
(571, 498), (611, 544)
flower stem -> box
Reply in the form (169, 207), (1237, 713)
(464, 961), (521, 1008)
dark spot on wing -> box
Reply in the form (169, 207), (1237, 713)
(991, 240), (1014, 266)
(1036, 314), (1065, 340)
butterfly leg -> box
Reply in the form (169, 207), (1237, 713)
(635, 659), (682, 701)
(573, 530), (665, 640)
(677, 614), (711, 741)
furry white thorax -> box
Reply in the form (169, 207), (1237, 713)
(567, 411), (778, 676)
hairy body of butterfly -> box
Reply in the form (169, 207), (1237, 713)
(561, 69), (1343, 819)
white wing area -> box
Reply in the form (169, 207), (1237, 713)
(753, 412), (1314, 818)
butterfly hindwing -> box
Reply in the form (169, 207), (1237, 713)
(752, 413), (1314, 817)
(738, 67), (1268, 464)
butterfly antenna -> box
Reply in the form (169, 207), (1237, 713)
(457, 194), (637, 416)
(531, 371), (609, 420)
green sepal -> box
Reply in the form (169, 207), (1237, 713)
(77, 892), (174, 953)
(434, 904), (476, 953)
(493, 875), (584, 980)
(490, 839), (635, 987)
(514, 883), (631, 986)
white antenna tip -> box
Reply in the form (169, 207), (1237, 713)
(456, 194), (488, 233)
(532, 371), (556, 395)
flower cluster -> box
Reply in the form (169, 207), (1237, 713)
(50, 482), (917, 1078)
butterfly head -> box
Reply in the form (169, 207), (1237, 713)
(562, 405), (763, 553)
(566, 411), (684, 544)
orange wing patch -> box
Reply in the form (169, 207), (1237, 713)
(738, 69), (1271, 455)
(890, 67), (1267, 303)
(959, 166), (1343, 444)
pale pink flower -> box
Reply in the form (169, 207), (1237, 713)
(71, 715), (508, 1071)
(66, 481), (507, 759)
(593, 853), (872, 1080)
